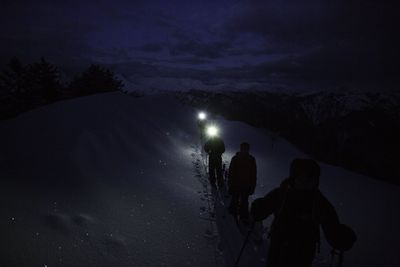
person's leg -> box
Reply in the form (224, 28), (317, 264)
(208, 158), (216, 185)
(268, 238), (315, 267)
(229, 192), (239, 216)
(266, 239), (281, 267)
(239, 193), (250, 221)
(295, 241), (316, 267)
(215, 157), (224, 187)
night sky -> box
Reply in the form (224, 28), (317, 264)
(1, 0), (398, 91)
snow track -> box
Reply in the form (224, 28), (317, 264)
(1, 92), (399, 266)
(191, 142), (268, 267)
(191, 145), (225, 267)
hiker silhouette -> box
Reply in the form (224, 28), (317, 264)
(228, 142), (257, 223)
(204, 135), (225, 188)
(251, 158), (356, 267)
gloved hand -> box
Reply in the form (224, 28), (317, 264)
(327, 224), (357, 251)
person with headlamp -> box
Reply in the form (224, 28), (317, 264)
(228, 142), (257, 224)
(204, 125), (225, 189)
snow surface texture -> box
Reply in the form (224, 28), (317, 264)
(0, 92), (399, 266)
(0, 93), (218, 266)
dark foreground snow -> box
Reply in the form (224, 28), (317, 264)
(0, 93), (218, 266)
(0, 92), (399, 266)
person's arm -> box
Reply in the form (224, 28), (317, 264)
(320, 196), (356, 251)
(319, 194), (341, 248)
(251, 188), (280, 221)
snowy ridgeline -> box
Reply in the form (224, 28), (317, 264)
(0, 92), (399, 266)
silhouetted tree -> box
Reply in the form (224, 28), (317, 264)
(0, 59), (126, 120)
(0, 82), (12, 119)
(0, 57), (26, 95)
(0, 57), (63, 117)
(68, 64), (123, 96)
(0, 57), (28, 116)
(24, 57), (63, 106)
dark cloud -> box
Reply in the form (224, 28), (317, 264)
(167, 57), (212, 65)
(223, 0), (398, 88)
(0, 0), (398, 91)
(169, 40), (231, 59)
(139, 43), (165, 53)
(0, 22), (96, 67)
(108, 59), (287, 90)
(227, 0), (396, 43)
(0, 0), (101, 66)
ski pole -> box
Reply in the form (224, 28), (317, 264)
(234, 221), (255, 267)
(329, 249), (345, 267)
(338, 250), (344, 267)
(329, 249), (336, 267)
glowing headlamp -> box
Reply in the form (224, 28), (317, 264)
(198, 112), (207, 120)
(206, 125), (219, 137)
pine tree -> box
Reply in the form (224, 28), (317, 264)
(24, 57), (63, 106)
(0, 57), (26, 96)
(0, 57), (28, 116)
(68, 64), (123, 96)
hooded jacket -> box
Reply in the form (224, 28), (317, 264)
(251, 179), (343, 266)
(228, 151), (257, 195)
(204, 137), (225, 159)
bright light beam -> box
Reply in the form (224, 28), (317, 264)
(206, 125), (219, 137)
(198, 112), (207, 120)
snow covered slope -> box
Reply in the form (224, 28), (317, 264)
(0, 92), (219, 266)
(0, 92), (399, 266)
